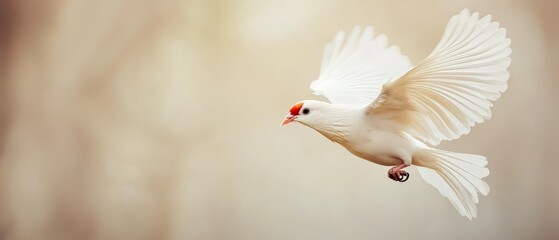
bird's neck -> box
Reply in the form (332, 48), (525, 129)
(307, 105), (359, 144)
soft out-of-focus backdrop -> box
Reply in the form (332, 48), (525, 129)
(0, 0), (558, 239)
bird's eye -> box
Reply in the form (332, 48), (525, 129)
(302, 108), (310, 115)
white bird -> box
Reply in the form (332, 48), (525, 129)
(281, 9), (510, 220)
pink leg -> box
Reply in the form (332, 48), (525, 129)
(388, 164), (410, 182)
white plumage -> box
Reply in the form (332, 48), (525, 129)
(311, 26), (412, 107)
(282, 9), (511, 220)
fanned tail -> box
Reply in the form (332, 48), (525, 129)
(416, 148), (490, 220)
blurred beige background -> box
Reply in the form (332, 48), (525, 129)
(0, 0), (558, 239)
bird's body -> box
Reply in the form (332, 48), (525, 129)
(282, 9), (510, 219)
(302, 101), (417, 166)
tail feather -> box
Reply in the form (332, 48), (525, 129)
(416, 148), (490, 220)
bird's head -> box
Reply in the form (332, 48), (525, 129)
(281, 100), (354, 143)
(281, 100), (328, 127)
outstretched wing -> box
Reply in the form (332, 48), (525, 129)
(369, 9), (511, 146)
(310, 26), (412, 107)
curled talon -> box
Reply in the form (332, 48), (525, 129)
(399, 171), (409, 182)
(388, 166), (409, 182)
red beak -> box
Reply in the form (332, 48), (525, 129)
(281, 115), (296, 126)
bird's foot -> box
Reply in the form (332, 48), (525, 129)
(388, 167), (409, 182)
